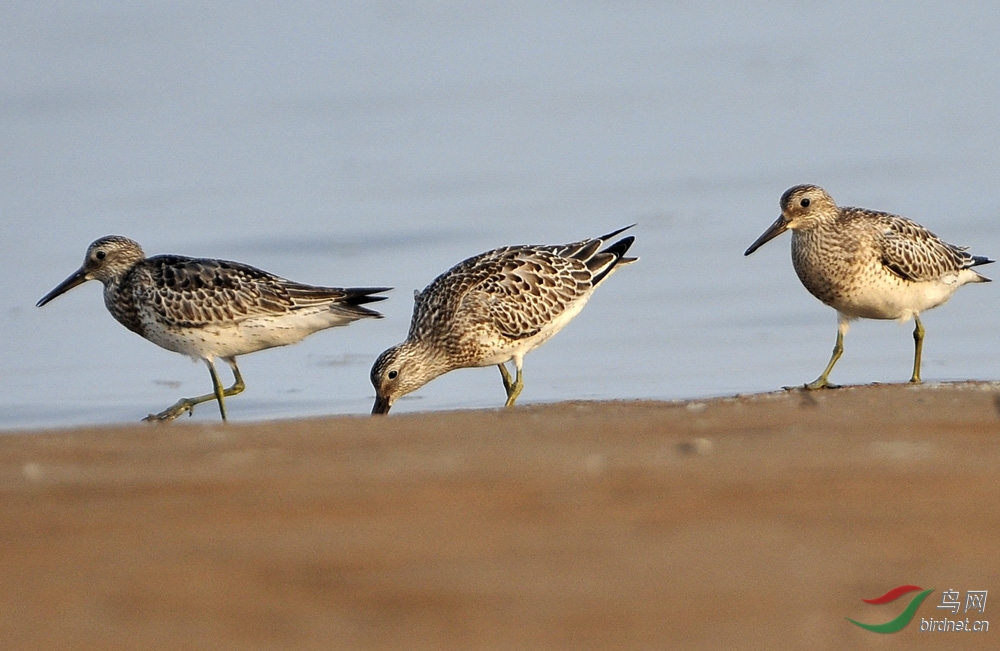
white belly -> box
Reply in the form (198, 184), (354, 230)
(139, 307), (354, 360)
(831, 271), (964, 321)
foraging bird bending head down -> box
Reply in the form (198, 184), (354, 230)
(370, 226), (637, 414)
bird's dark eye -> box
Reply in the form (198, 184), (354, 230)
(95, 250), (106, 260)
(388, 370), (398, 380)
(800, 198), (810, 208)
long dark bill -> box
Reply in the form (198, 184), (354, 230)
(36, 268), (89, 307)
(744, 215), (790, 256)
(372, 395), (391, 415)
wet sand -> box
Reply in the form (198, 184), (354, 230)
(1, 382), (998, 650)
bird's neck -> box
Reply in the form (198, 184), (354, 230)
(102, 274), (145, 336)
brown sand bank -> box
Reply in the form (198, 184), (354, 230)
(1, 382), (998, 650)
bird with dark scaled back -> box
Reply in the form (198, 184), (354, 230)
(370, 226), (637, 414)
(37, 236), (390, 422)
(745, 185), (992, 389)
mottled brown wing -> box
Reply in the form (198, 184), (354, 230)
(134, 256), (346, 326)
(875, 215), (972, 282)
(465, 248), (594, 340)
(408, 228), (634, 341)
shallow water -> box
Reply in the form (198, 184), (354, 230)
(3, 2), (1000, 429)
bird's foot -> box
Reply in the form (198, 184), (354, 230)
(798, 378), (840, 391)
(142, 399), (196, 422)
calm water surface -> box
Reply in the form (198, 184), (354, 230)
(3, 2), (1000, 429)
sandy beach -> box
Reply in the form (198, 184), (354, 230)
(1, 382), (998, 649)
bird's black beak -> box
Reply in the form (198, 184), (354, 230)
(37, 268), (89, 307)
(372, 395), (391, 415)
(744, 215), (790, 256)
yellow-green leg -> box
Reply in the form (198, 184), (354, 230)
(910, 316), (924, 384)
(497, 362), (524, 407)
(144, 357), (245, 422)
(804, 318), (848, 390)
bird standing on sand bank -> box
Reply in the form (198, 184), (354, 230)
(370, 226), (637, 414)
(38, 236), (389, 421)
(745, 185), (992, 389)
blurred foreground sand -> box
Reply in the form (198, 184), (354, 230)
(1, 382), (998, 650)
